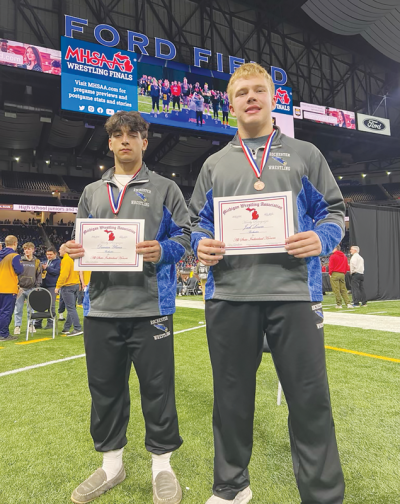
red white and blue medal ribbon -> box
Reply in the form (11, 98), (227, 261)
(239, 129), (276, 189)
(107, 183), (129, 215)
(107, 168), (141, 215)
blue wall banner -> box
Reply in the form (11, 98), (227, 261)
(61, 36), (138, 116)
(274, 85), (292, 116)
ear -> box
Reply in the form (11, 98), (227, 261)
(271, 94), (277, 112)
(108, 137), (113, 152)
(229, 103), (236, 117)
(142, 137), (149, 153)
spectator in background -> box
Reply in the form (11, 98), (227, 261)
(181, 77), (190, 108)
(14, 242), (42, 335)
(350, 246), (367, 307)
(55, 243), (82, 337)
(193, 92), (204, 126)
(35, 246), (61, 329)
(50, 60), (61, 75)
(150, 77), (160, 113)
(161, 79), (171, 113)
(171, 80), (182, 110)
(329, 245), (352, 309)
(221, 92), (230, 126)
(0, 236), (23, 341)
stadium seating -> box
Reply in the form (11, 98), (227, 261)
(1, 171), (67, 193)
(383, 182), (400, 199)
(339, 184), (386, 203)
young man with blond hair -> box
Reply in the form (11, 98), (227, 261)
(0, 235), (23, 341)
(190, 63), (346, 503)
(14, 241), (42, 335)
(65, 111), (190, 504)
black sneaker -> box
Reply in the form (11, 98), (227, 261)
(67, 330), (83, 337)
(0, 335), (19, 342)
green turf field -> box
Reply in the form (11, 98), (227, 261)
(137, 94), (238, 128)
(0, 300), (399, 503)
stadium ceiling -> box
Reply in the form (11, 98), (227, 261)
(0, 0), (400, 180)
(302, 0), (400, 64)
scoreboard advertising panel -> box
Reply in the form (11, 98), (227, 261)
(61, 36), (294, 136)
(61, 37), (138, 116)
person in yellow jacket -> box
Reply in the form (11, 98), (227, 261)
(0, 235), (24, 341)
(55, 243), (82, 336)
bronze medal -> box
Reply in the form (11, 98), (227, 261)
(254, 180), (265, 191)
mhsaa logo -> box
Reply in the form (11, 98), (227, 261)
(65, 46), (133, 72)
(275, 87), (290, 105)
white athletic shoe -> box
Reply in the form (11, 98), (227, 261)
(58, 314), (65, 320)
(30, 325), (36, 333)
(335, 305), (342, 309)
(14, 326), (21, 335)
(347, 304), (354, 309)
(205, 487), (252, 504)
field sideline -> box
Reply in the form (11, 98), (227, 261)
(0, 300), (399, 503)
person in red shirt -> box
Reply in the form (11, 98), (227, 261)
(171, 81), (182, 111)
(328, 245), (352, 308)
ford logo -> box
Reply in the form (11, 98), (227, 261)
(363, 118), (386, 131)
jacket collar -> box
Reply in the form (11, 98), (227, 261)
(102, 162), (150, 184)
(230, 125), (283, 147)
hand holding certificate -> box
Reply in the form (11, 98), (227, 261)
(214, 191), (294, 255)
(74, 218), (145, 271)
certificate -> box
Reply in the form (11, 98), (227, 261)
(74, 218), (145, 271)
(214, 191), (294, 255)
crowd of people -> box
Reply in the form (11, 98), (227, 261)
(139, 75), (231, 125)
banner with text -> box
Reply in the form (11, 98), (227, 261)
(357, 113), (391, 136)
(61, 37), (138, 116)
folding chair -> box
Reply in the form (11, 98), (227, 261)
(26, 288), (58, 341)
(263, 334), (283, 406)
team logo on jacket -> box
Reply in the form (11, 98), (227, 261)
(151, 316), (171, 340)
(132, 188), (150, 207)
(312, 303), (324, 328)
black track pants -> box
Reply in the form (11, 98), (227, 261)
(84, 315), (182, 454)
(205, 300), (345, 504)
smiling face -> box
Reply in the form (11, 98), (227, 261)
(229, 75), (276, 138)
(108, 126), (148, 166)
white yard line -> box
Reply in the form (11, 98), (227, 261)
(176, 300), (400, 334)
(0, 325), (206, 379)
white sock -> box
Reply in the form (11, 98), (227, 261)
(102, 448), (124, 481)
(152, 452), (172, 480)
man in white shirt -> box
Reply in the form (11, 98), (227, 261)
(350, 246), (367, 306)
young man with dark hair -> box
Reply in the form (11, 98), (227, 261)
(65, 111), (190, 504)
(0, 235), (23, 341)
(190, 63), (345, 504)
(14, 242), (42, 335)
(35, 246), (61, 329)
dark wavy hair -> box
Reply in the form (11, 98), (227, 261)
(105, 111), (149, 139)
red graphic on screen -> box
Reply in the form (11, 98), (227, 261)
(246, 208), (259, 220)
(104, 230), (115, 241)
(274, 87), (290, 104)
(65, 47), (133, 72)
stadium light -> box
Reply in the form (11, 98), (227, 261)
(361, 173), (367, 178)
(99, 165), (104, 170)
(338, 176), (343, 180)
(14, 156), (20, 162)
(45, 160), (50, 165)
(172, 173), (176, 177)
(387, 171), (391, 175)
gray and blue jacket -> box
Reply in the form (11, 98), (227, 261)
(189, 127), (345, 302)
(75, 163), (191, 317)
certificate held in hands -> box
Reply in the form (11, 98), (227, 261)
(74, 218), (145, 271)
(214, 191), (294, 255)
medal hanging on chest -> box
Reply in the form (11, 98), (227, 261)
(107, 183), (129, 217)
(239, 129), (276, 191)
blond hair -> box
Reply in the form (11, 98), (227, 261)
(227, 62), (275, 103)
(23, 242), (35, 249)
(5, 235), (17, 246)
